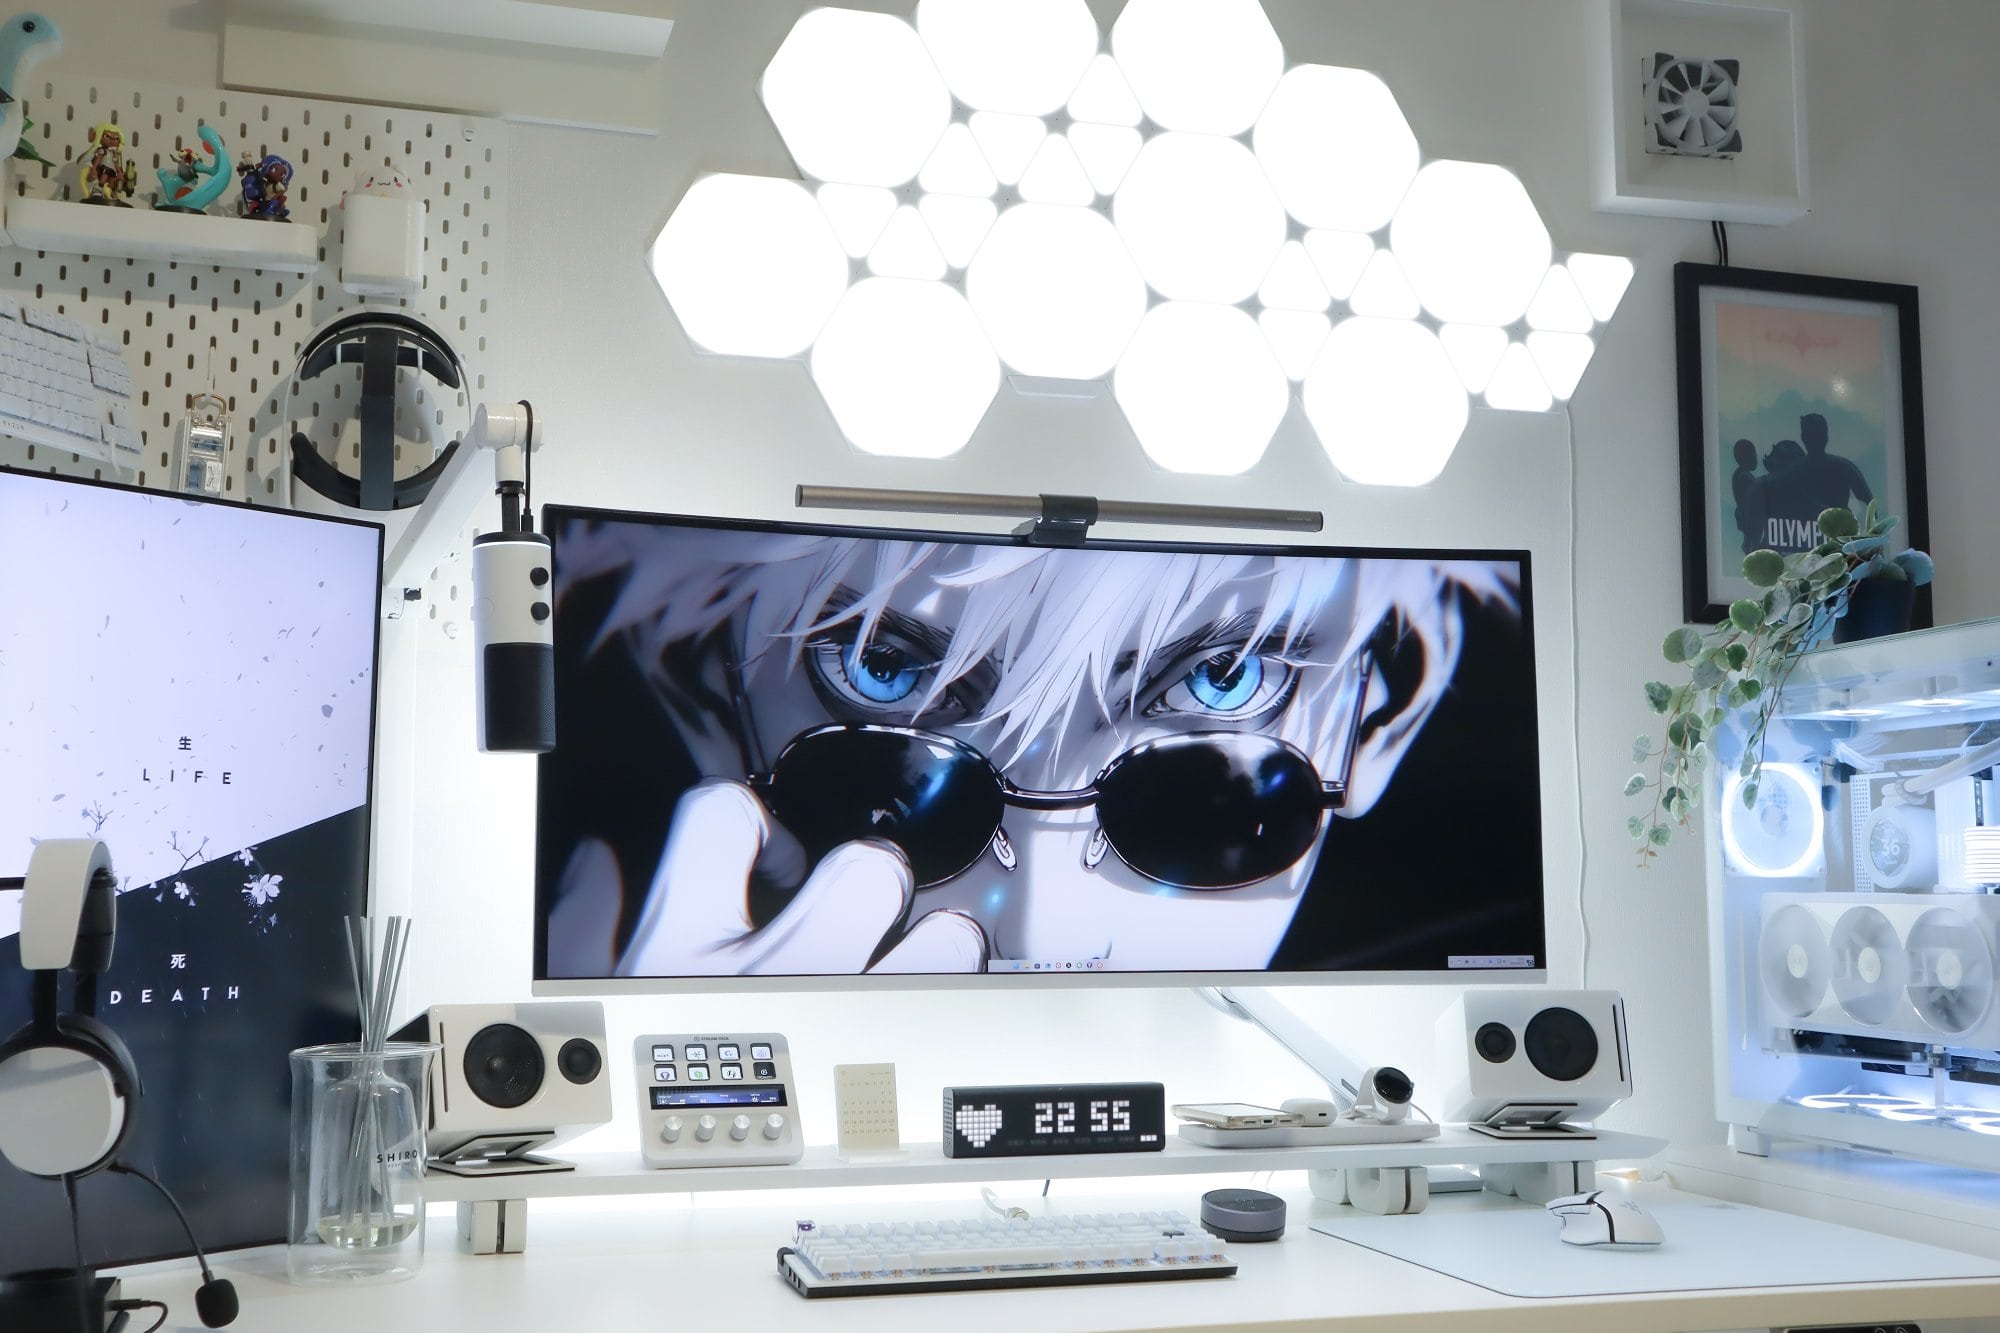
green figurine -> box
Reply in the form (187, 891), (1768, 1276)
(11, 111), (51, 167)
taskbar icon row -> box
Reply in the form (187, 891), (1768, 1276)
(992, 959), (1108, 973)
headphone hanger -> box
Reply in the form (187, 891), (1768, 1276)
(285, 310), (469, 513)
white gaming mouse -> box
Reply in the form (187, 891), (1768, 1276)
(1544, 1190), (1664, 1247)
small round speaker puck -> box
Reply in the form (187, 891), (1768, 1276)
(1200, 1187), (1286, 1242)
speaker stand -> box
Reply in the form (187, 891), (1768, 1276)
(428, 1152), (577, 1178)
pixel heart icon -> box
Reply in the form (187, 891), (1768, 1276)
(955, 1103), (1003, 1148)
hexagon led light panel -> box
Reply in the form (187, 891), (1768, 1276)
(645, 0), (1634, 480)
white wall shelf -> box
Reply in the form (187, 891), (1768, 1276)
(423, 1128), (1667, 1204)
(1592, 0), (1807, 225)
(221, 0), (674, 133)
(222, 0), (672, 59)
(2, 195), (320, 274)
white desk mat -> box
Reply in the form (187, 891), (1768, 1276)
(1310, 1196), (2000, 1299)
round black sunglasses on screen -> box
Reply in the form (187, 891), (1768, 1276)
(749, 723), (1358, 891)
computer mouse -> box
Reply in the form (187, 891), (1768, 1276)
(1544, 1191), (1663, 1247)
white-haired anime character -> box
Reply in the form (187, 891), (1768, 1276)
(538, 517), (1522, 978)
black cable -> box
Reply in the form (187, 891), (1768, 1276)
(109, 1299), (170, 1333)
(1711, 219), (1730, 266)
(64, 1172), (90, 1333)
(108, 1162), (238, 1326)
(518, 399), (536, 534)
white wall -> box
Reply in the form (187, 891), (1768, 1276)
(53, 0), (2000, 1158)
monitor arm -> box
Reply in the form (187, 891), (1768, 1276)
(1202, 986), (1367, 1113)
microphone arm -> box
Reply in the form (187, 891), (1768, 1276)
(381, 401), (545, 603)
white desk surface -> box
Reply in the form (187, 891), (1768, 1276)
(112, 1177), (2000, 1333)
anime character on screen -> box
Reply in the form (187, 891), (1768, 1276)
(545, 526), (1515, 976)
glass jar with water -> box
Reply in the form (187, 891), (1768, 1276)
(287, 1041), (437, 1284)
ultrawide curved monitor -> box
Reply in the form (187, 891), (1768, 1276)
(534, 507), (1545, 991)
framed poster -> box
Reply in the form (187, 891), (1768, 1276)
(1673, 262), (1930, 624)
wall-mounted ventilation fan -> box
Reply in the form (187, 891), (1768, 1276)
(1906, 906), (1996, 1036)
(1643, 53), (1742, 158)
(1831, 905), (1907, 1027)
(1758, 903), (1831, 1020)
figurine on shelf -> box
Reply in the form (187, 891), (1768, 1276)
(10, 113), (53, 169)
(0, 12), (62, 162)
(80, 121), (137, 206)
(155, 124), (229, 213)
(238, 150), (292, 221)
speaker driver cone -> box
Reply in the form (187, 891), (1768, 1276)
(558, 1037), (604, 1085)
(1522, 1007), (1598, 1082)
(462, 1023), (545, 1109)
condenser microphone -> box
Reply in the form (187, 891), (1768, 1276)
(470, 400), (554, 754)
(471, 529), (555, 753)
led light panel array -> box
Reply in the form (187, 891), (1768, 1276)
(647, 0), (1633, 481)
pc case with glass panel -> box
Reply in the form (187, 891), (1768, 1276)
(1710, 617), (2000, 1168)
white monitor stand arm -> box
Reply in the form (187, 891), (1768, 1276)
(1202, 986), (1367, 1113)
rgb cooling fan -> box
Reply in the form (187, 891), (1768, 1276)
(1643, 53), (1742, 159)
(1831, 905), (1907, 1027)
(1758, 903), (1831, 1020)
(1906, 906), (1995, 1036)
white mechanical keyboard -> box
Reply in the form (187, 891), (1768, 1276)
(779, 1208), (1237, 1298)
(0, 295), (142, 468)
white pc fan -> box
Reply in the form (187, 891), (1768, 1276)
(1758, 903), (1832, 1020)
(1830, 905), (1908, 1027)
(1721, 763), (1824, 877)
(1906, 906), (1996, 1036)
(1642, 53), (1742, 158)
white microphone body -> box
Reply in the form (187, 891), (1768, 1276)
(471, 530), (555, 753)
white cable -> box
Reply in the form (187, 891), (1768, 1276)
(1892, 736), (2000, 800)
(980, 1186), (1028, 1219)
(1564, 404), (1591, 988)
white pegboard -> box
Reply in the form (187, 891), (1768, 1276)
(0, 72), (510, 640)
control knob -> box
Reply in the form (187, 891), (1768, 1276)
(762, 1113), (786, 1141)
(730, 1114), (752, 1142)
(695, 1114), (717, 1143)
(659, 1115), (684, 1144)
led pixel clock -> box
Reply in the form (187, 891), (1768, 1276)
(942, 1082), (1166, 1158)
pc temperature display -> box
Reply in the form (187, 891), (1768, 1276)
(942, 1082), (1166, 1158)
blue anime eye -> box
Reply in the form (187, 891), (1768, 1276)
(843, 641), (924, 703)
(808, 634), (974, 724)
(1188, 653), (1262, 710)
(1147, 650), (1296, 722)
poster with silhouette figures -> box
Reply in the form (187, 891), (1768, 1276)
(1674, 263), (1930, 623)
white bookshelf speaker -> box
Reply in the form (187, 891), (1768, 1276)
(397, 1001), (613, 1166)
(1437, 990), (1632, 1130)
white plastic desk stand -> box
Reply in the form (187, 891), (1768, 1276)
(457, 1199), (527, 1255)
(1312, 1166), (1431, 1215)
(1479, 1159), (1593, 1205)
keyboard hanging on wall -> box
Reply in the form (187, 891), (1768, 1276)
(0, 296), (140, 468)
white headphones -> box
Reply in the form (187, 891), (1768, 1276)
(0, 840), (136, 1179)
